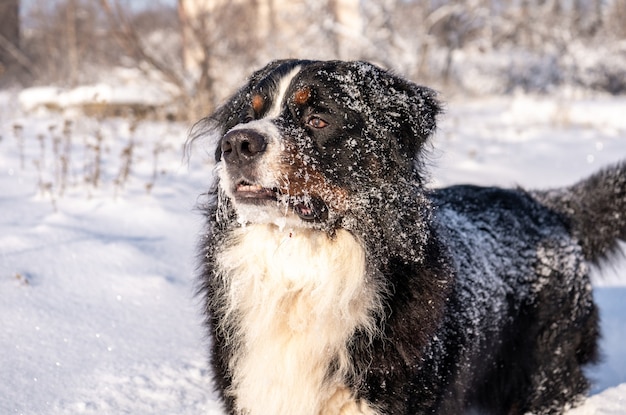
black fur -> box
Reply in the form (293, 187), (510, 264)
(191, 59), (626, 414)
(533, 162), (626, 264)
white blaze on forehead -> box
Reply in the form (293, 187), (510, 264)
(264, 65), (302, 119)
(218, 65), (303, 228)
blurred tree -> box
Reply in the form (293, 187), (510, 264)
(0, 0), (37, 83)
(0, 0), (20, 67)
(6, 0), (625, 111)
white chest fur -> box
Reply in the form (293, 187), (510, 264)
(214, 224), (381, 415)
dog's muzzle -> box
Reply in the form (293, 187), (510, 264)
(219, 127), (330, 223)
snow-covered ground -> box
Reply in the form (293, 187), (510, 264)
(1, 88), (625, 414)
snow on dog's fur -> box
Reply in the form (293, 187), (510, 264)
(190, 59), (626, 414)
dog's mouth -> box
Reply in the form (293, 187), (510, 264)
(235, 181), (279, 201)
(233, 180), (328, 222)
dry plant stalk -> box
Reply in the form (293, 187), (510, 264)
(60, 119), (73, 195)
(114, 119), (138, 197)
(146, 141), (170, 194)
(13, 123), (24, 169)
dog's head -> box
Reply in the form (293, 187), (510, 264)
(197, 60), (440, 229)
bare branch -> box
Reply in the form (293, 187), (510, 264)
(98, 0), (186, 93)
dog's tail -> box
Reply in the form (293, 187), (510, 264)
(533, 160), (626, 265)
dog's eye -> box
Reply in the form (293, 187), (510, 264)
(307, 116), (328, 129)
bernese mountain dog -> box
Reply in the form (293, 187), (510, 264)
(191, 59), (626, 415)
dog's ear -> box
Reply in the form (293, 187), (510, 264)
(343, 62), (441, 162)
(388, 79), (441, 160)
(186, 85), (247, 163)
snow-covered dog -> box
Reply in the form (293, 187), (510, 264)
(192, 59), (626, 414)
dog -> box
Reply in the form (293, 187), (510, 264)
(191, 59), (626, 414)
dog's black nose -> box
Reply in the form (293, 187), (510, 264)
(221, 129), (267, 165)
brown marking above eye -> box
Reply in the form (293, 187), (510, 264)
(251, 94), (265, 114)
(293, 87), (311, 106)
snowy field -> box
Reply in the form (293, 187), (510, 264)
(1, 89), (625, 414)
